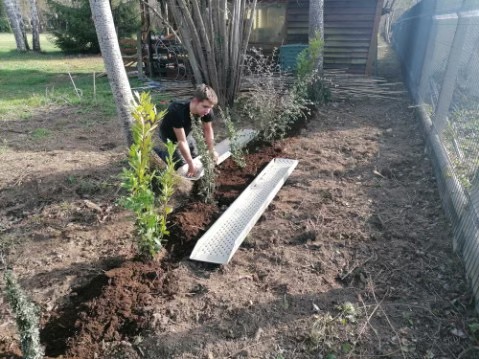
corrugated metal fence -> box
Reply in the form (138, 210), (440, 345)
(392, 0), (479, 311)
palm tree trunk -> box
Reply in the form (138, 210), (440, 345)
(89, 0), (134, 146)
(3, 0), (26, 51)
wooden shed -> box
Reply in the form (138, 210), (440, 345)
(249, 0), (384, 75)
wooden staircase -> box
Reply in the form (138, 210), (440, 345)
(284, 0), (384, 75)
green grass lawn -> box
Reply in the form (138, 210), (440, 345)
(0, 33), (116, 120)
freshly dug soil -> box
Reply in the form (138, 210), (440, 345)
(40, 139), (286, 359)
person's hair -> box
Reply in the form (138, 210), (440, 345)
(192, 84), (218, 105)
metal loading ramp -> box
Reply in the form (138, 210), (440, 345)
(190, 158), (298, 264)
(177, 128), (256, 178)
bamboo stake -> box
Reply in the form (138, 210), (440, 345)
(68, 72), (82, 98)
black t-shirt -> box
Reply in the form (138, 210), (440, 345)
(159, 100), (213, 143)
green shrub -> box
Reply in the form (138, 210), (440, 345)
(296, 32), (323, 82)
(237, 48), (308, 144)
(220, 106), (246, 168)
(235, 34), (329, 144)
(0, 17), (10, 33)
(295, 31), (331, 105)
(47, 0), (140, 53)
(120, 92), (177, 258)
(0, 2), (10, 33)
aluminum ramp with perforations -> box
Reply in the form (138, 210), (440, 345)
(190, 158), (298, 264)
(177, 128), (256, 178)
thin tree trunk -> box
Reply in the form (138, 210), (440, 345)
(218, 0), (228, 84)
(165, 0), (257, 107)
(235, 0), (256, 97)
(89, 0), (134, 146)
(174, 0), (210, 83)
(16, 1), (30, 51)
(191, 0), (219, 92)
(3, 0), (26, 51)
(28, 0), (40, 51)
(309, 0), (324, 72)
(228, 0), (239, 101)
(167, 0), (203, 83)
(210, 0), (227, 103)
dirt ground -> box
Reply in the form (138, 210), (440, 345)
(2, 44), (479, 358)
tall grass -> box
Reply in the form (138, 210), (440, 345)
(0, 33), (120, 120)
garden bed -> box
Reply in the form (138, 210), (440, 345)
(2, 42), (479, 357)
(39, 136), (294, 358)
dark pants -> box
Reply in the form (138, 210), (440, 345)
(155, 133), (198, 170)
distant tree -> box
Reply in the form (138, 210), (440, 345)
(89, 0), (134, 146)
(47, 0), (100, 52)
(3, 0), (26, 51)
(3, 0), (40, 51)
(17, 0), (29, 50)
(0, 1), (11, 32)
(47, 0), (140, 53)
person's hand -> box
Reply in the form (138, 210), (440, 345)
(211, 150), (219, 164)
(186, 162), (197, 177)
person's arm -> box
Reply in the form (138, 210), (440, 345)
(202, 121), (218, 163)
(173, 127), (197, 176)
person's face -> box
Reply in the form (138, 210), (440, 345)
(192, 99), (214, 117)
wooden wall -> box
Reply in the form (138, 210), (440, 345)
(253, 0), (384, 75)
(323, 0), (383, 74)
(285, 0), (309, 44)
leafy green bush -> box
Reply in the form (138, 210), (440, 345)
(47, 0), (140, 53)
(0, 2), (10, 33)
(220, 106), (246, 168)
(0, 17), (10, 33)
(120, 92), (177, 258)
(295, 31), (331, 105)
